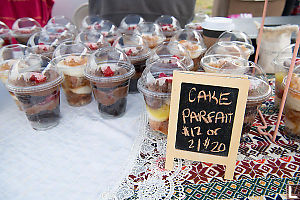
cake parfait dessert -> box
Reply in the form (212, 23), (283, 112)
(85, 47), (135, 117)
(113, 34), (151, 93)
(171, 29), (207, 71)
(135, 22), (165, 49)
(138, 57), (187, 135)
(6, 54), (63, 130)
(53, 42), (92, 106)
(75, 30), (110, 52)
(155, 15), (181, 41)
(119, 14), (145, 35)
(92, 20), (119, 46)
(283, 71), (300, 139)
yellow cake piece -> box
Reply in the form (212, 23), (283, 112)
(146, 104), (170, 121)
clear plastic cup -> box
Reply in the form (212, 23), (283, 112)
(138, 57), (188, 135)
(273, 44), (300, 107)
(6, 54), (63, 130)
(201, 54), (248, 74)
(0, 44), (28, 109)
(147, 41), (194, 71)
(205, 41), (254, 60)
(135, 22), (165, 49)
(113, 34), (151, 93)
(218, 31), (252, 45)
(27, 31), (56, 59)
(119, 14), (145, 35)
(75, 30), (110, 51)
(242, 62), (272, 136)
(155, 15), (181, 41)
(52, 42), (92, 106)
(81, 15), (103, 30)
(12, 18), (41, 45)
(171, 29), (207, 71)
(92, 20), (119, 46)
(0, 21), (12, 46)
(85, 47), (135, 118)
(47, 16), (77, 35)
(283, 69), (300, 139)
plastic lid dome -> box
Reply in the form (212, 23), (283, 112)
(53, 41), (90, 58)
(138, 57), (187, 97)
(171, 29), (207, 59)
(201, 54), (248, 74)
(12, 17), (41, 35)
(205, 41), (254, 60)
(0, 21), (10, 35)
(218, 31), (252, 45)
(119, 14), (145, 34)
(47, 16), (77, 34)
(0, 44), (28, 62)
(7, 54), (63, 94)
(81, 15), (103, 30)
(75, 30), (110, 51)
(113, 34), (151, 61)
(44, 24), (75, 44)
(273, 43), (300, 70)
(148, 41), (193, 70)
(85, 46), (134, 82)
(155, 15), (181, 37)
(135, 22), (165, 49)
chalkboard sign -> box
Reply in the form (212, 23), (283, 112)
(165, 71), (250, 180)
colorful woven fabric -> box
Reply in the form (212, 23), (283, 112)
(106, 78), (300, 200)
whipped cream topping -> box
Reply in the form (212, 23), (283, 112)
(57, 56), (87, 77)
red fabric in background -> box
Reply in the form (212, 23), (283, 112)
(0, 0), (55, 28)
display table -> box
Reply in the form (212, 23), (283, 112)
(0, 83), (144, 200)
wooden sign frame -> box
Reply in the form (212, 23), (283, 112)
(165, 71), (250, 180)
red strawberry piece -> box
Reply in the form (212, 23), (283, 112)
(87, 43), (98, 50)
(30, 73), (47, 83)
(172, 55), (180, 60)
(159, 73), (167, 78)
(126, 49), (133, 56)
(103, 66), (114, 77)
(38, 42), (45, 45)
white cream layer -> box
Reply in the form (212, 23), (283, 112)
(69, 86), (92, 94)
(57, 57), (86, 77)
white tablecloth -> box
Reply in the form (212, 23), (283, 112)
(0, 83), (144, 200)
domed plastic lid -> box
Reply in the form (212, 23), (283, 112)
(138, 57), (187, 97)
(81, 15), (103, 30)
(148, 41), (193, 70)
(75, 30), (110, 51)
(27, 32), (56, 58)
(0, 21), (10, 35)
(44, 24), (75, 44)
(12, 17), (41, 35)
(218, 31), (252, 45)
(155, 15), (181, 37)
(113, 34), (151, 61)
(0, 44), (28, 62)
(171, 29), (207, 59)
(92, 20), (118, 37)
(201, 54), (248, 74)
(135, 22), (166, 49)
(85, 47), (134, 82)
(53, 41), (90, 58)
(273, 43), (300, 70)
(202, 17), (234, 31)
(205, 41), (254, 60)
(243, 62), (271, 102)
(7, 54), (63, 93)
(47, 16), (77, 34)
(119, 14), (145, 34)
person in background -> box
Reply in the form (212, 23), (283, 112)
(89, 0), (196, 27)
(0, 0), (54, 28)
